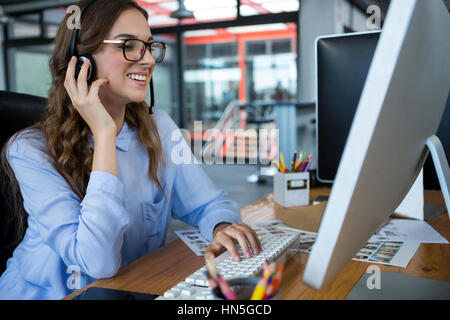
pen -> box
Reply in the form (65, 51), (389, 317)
(291, 151), (297, 172)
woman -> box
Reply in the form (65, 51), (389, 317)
(0, 0), (260, 299)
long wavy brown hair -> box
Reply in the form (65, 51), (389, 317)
(0, 0), (165, 247)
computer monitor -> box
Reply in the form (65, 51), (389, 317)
(315, 29), (450, 190)
(316, 30), (380, 184)
(303, 0), (450, 291)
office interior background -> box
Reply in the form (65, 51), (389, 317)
(1, 0), (448, 242)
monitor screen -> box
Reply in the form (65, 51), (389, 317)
(316, 31), (450, 189)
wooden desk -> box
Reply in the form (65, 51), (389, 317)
(65, 188), (450, 300)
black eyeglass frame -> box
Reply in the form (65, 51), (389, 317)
(103, 39), (167, 63)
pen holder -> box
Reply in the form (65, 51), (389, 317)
(274, 171), (310, 207)
(211, 277), (280, 300)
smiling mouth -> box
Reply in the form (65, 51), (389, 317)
(127, 73), (148, 82)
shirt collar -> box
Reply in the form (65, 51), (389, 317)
(88, 121), (132, 152)
(115, 120), (132, 152)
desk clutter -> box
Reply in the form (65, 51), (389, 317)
(274, 151), (312, 174)
(158, 224), (298, 300)
(273, 151), (312, 207)
(289, 228), (420, 268)
(166, 201), (448, 300)
(205, 257), (283, 300)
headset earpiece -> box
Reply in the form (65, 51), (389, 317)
(70, 0), (97, 83)
(74, 54), (96, 84)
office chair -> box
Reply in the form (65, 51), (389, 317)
(0, 90), (46, 275)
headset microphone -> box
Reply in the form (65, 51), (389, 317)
(149, 78), (154, 114)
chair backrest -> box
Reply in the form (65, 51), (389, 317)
(0, 90), (46, 275)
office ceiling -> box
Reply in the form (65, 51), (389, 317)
(0, 0), (449, 16)
(0, 0), (50, 4)
(351, 0), (450, 18)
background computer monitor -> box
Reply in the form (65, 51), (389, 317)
(316, 30), (450, 190)
(304, 0), (450, 290)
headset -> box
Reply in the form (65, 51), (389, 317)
(69, 0), (155, 114)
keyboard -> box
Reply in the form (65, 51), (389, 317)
(157, 225), (299, 300)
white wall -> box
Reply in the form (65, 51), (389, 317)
(296, 0), (373, 170)
(298, 0), (336, 103)
(298, 0), (372, 102)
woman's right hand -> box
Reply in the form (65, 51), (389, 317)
(64, 56), (116, 137)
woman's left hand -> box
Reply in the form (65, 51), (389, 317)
(205, 222), (262, 262)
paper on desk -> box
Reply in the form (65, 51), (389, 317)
(369, 219), (449, 244)
(392, 169), (424, 220)
(174, 230), (209, 256)
(277, 201), (327, 233)
(289, 231), (420, 268)
(353, 240), (420, 268)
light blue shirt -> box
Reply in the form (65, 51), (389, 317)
(0, 109), (241, 300)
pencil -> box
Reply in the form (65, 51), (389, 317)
(261, 261), (277, 299)
(303, 159), (312, 172)
(279, 153), (285, 172)
(268, 264), (285, 297)
(205, 271), (226, 299)
(297, 160), (304, 172)
(263, 280), (274, 300)
(204, 257), (219, 281)
(293, 159), (300, 171)
(217, 275), (238, 300)
(274, 161), (283, 173)
(300, 155), (312, 172)
(250, 270), (271, 300)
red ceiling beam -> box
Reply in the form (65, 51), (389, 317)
(240, 0), (271, 14)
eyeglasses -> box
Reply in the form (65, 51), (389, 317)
(103, 39), (166, 63)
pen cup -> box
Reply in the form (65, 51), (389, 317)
(273, 171), (310, 207)
(211, 277), (280, 300)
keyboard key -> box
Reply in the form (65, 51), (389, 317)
(195, 278), (208, 287)
(164, 289), (180, 298)
(186, 274), (199, 284)
(181, 287), (196, 296)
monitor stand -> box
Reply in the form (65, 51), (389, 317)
(426, 135), (450, 218)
